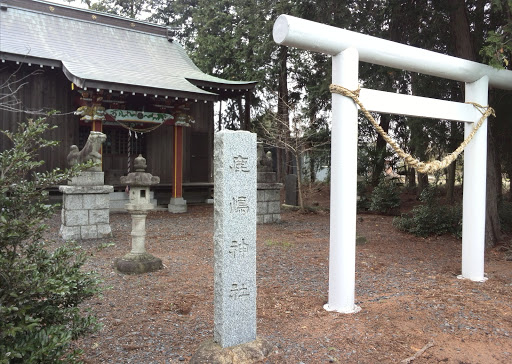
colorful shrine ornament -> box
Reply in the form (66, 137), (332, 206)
(105, 109), (174, 124)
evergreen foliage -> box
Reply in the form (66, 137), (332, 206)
(498, 199), (512, 232)
(393, 186), (462, 237)
(479, 0), (511, 69)
(0, 116), (101, 363)
(368, 179), (401, 214)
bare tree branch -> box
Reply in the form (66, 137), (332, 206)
(258, 102), (330, 210)
(0, 63), (73, 116)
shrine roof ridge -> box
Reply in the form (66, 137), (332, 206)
(0, 0), (257, 100)
(1, 0), (169, 37)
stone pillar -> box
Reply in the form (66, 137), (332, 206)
(214, 130), (257, 347)
(59, 173), (113, 240)
(285, 174), (298, 206)
(114, 155), (162, 274)
(257, 147), (283, 224)
(192, 131), (271, 363)
(130, 213), (148, 254)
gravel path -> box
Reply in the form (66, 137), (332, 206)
(42, 206), (512, 363)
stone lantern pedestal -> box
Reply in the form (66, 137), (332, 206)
(115, 155), (162, 274)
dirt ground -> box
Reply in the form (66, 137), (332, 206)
(46, 184), (512, 363)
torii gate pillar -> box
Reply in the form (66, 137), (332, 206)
(324, 48), (360, 313)
(274, 14), (512, 313)
(461, 76), (489, 282)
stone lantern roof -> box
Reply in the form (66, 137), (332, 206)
(120, 155), (160, 186)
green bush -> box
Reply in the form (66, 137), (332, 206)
(498, 199), (512, 233)
(357, 179), (371, 211)
(369, 179), (401, 214)
(393, 186), (462, 237)
(0, 116), (101, 363)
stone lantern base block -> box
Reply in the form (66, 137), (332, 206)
(190, 338), (272, 364)
(114, 253), (162, 274)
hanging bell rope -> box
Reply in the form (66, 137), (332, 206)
(127, 130), (132, 174)
(329, 84), (496, 174)
(125, 130), (132, 194)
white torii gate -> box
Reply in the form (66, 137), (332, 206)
(273, 15), (512, 313)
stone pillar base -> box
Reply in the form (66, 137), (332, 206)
(257, 183), (283, 224)
(168, 197), (187, 213)
(190, 338), (272, 364)
(60, 224), (112, 241)
(114, 252), (162, 274)
(59, 184), (113, 241)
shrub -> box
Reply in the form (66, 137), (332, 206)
(369, 179), (401, 214)
(498, 199), (512, 233)
(357, 179), (371, 211)
(393, 185), (462, 237)
(0, 116), (101, 363)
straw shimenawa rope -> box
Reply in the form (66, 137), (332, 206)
(330, 84), (496, 174)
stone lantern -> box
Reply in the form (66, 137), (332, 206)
(115, 154), (162, 274)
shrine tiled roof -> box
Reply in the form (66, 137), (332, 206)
(0, 0), (257, 101)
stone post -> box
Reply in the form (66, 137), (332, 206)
(191, 130), (271, 362)
(214, 130), (257, 347)
(114, 155), (162, 274)
(257, 145), (283, 224)
(285, 174), (298, 206)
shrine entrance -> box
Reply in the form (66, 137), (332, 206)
(273, 14), (512, 313)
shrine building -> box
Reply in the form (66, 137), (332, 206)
(0, 0), (256, 209)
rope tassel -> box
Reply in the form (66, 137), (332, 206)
(329, 84), (495, 174)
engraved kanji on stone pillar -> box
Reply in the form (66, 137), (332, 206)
(213, 130), (257, 348)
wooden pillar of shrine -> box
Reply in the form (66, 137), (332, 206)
(92, 120), (102, 133)
(92, 119), (103, 170)
(169, 125), (187, 213)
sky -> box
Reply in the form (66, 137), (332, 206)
(45, 0), (154, 21)
(45, 0), (89, 9)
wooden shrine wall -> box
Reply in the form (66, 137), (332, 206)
(145, 100), (214, 185)
(1, 61), (216, 187)
(184, 101), (214, 183)
(0, 62), (78, 173)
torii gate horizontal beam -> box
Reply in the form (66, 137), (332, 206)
(359, 88), (482, 122)
(273, 14), (512, 90)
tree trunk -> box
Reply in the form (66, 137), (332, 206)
(450, 0), (476, 60)
(407, 168), (416, 188)
(296, 150), (304, 210)
(370, 3), (404, 187)
(486, 124), (502, 247)
(310, 156), (316, 184)
(371, 114), (391, 186)
(417, 172), (429, 194)
(446, 162), (456, 202)
(277, 45), (289, 182)
(218, 100), (222, 131)
(449, 0), (501, 247)
(236, 95), (243, 130)
(446, 84), (462, 201)
(244, 91), (251, 131)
